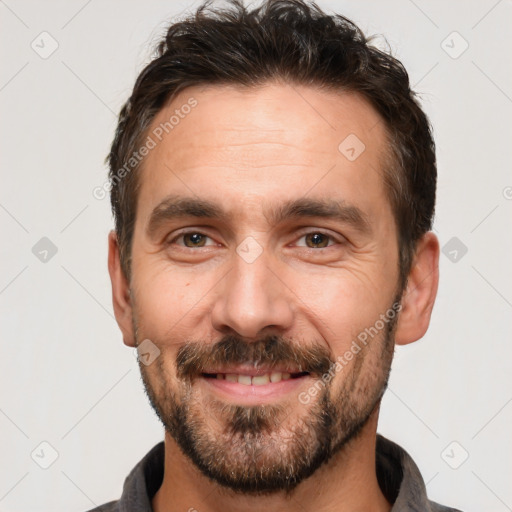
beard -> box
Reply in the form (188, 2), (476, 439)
(134, 296), (400, 496)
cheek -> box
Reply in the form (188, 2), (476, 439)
(131, 263), (211, 336)
(292, 265), (393, 343)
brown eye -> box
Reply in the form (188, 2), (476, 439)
(304, 232), (331, 248)
(182, 233), (208, 247)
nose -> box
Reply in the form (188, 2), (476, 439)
(210, 247), (294, 340)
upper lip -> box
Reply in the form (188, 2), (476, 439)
(201, 366), (307, 376)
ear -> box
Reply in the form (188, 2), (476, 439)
(395, 231), (439, 346)
(108, 230), (136, 347)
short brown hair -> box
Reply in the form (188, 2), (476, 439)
(108, 0), (436, 290)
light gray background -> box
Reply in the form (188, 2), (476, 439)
(1, 1), (511, 511)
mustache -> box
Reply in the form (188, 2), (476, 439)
(176, 334), (334, 380)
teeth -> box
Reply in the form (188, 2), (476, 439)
(252, 374), (270, 386)
(270, 372), (282, 383)
(238, 375), (252, 386)
(213, 371), (295, 385)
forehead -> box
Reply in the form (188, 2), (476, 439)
(135, 82), (391, 228)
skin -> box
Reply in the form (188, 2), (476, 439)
(108, 82), (440, 512)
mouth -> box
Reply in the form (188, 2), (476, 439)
(199, 367), (311, 403)
(202, 370), (309, 385)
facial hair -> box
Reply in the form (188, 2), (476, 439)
(134, 296), (400, 495)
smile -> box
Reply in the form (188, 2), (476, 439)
(199, 368), (311, 403)
(202, 371), (309, 385)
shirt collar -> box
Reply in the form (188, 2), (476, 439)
(376, 434), (433, 510)
(115, 435), (442, 511)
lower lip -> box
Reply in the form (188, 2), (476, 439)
(199, 375), (310, 404)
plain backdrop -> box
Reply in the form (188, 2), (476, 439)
(1, 1), (511, 511)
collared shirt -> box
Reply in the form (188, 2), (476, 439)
(86, 435), (463, 512)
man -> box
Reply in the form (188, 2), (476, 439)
(92, 0), (462, 510)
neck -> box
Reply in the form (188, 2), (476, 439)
(152, 408), (391, 512)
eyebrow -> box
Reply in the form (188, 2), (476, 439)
(146, 194), (372, 238)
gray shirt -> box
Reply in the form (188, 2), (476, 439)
(86, 435), (462, 511)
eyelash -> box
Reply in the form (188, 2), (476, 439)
(167, 230), (342, 249)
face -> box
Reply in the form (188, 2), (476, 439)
(123, 83), (403, 493)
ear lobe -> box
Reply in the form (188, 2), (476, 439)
(108, 230), (136, 347)
(394, 232), (440, 346)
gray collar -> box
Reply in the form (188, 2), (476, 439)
(96, 434), (462, 512)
